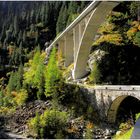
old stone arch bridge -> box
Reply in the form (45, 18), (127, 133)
(79, 85), (140, 123)
(46, 1), (140, 123)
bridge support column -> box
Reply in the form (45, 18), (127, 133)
(79, 22), (85, 42)
(64, 35), (74, 67)
(73, 26), (80, 62)
(58, 40), (65, 57)
(72, 23), (87, 79)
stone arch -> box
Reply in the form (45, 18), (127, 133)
(107, 95), (140, 123)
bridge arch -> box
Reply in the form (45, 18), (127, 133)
(47, 1), (120, 79)
(73, 1), (119, 79)
(107, 95), (140, 123)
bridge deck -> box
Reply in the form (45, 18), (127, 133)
(46, 1), (101, 49)
(67, 81), (140, 91)
(94, 85), (140, 91)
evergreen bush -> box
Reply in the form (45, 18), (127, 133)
(28, 109), (68, 138)
(89, 61), (101, 84)
(134, 31), (140, 46)
(45, 47), (62, 98)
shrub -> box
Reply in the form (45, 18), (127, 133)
(108, 12), (126, 23)
(3, 96), (13, 107)
(93, 34), (123, 46)
(134, 31), (140, 46)
(84, 122), (94, 139)
(13, 89), (28, 106)
(28, 112), (40, 138)
(28, 109), (68, 138)
(89, 61), (101, 84)
(113, 127), (133, 139)
(98, 22), (116, 34)
(127, 27), (137, 40)
(0, 106), (15, 115)
(86, 105), (95, 120)
(40, 109), (68, 138)
(131, 21), (139, 28)
(0, 90), (4, 106)
(135, 112), (140, 121)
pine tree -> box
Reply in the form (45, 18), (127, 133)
(24, 49), (46, 99)
(19, 41), (23, 64)
(7, 72), (15, 94)
(56, 3), (68, 34)
(0, 24), (6, 42)
(68, 1), (78, 14)
(13, 15), (18, 38)
(40, 4), (45, 24)
(0, 90), (4, 106)
(22, 30), (26, 43)
(45, 47), (61, 97)
(67, 2), (79, 26)
(17, 31), (22, 45)
(80, 1), (89, 12)
(35, 51), (46, 99)
(16, 64), (24, 91)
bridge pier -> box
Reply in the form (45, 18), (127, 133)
(73, 26), (80, 63)
(58, 40), (65, 57)
(64, 34), (74, 67)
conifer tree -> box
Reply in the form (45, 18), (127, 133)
(7, 72), (15, 94)
(19, 41), (23, 64)
(24, 49), (46, 99)
(13, 15), (18, 38)
(0, 90), (4, 106)
(56, 4), (68, 34)
(67, 2), (79, 26)
(45, 47), (61, 97)
(16, 64), (24, 91)
(22, 30), (26, 43)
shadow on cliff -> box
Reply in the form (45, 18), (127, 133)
(60, 83), (100, 123)
(90, 42), (140, 85)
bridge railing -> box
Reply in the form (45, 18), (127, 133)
(95, 85), (140, 91)
(46, 1), (101, 50)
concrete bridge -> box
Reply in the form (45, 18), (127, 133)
(79, 85), (140, 123)
(46, 1), (120, 79)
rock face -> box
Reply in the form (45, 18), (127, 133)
(67, 115), (117, 139)
(92, 127), (116, 139)
(88, 49), (106, 71)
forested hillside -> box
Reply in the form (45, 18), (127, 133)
(0, 1), (140, 139)
(0, 1), (89, 69)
